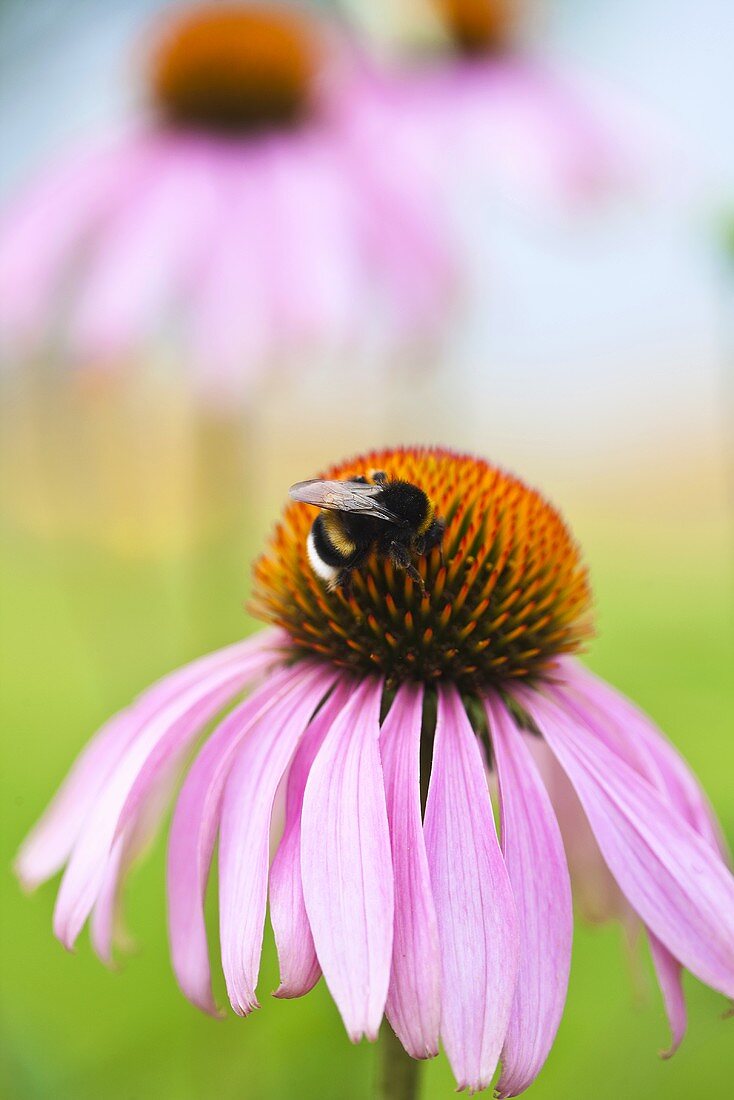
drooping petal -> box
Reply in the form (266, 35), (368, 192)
(649, 931), (687, 1059)
(134, 630), (283, 716)
(54, 673), (237, 949)
(52, 642), (277, 951)
(555, 660), (728, 857)
(424, 685), (519, 1093)
(486, 695), (572, 1098)
(166, 662), (327, 1014)
(16, 711), (135, 891)
(270, 683), (351, 1000)
(518, 688), (734, 999)
(218, 668), (335, 1016)
(89, 835), (127, 966)
(379, 682), (440, 1060)
(525, 733), (633, 925)
(550, 662), (716, 1052)
(15, 632), (277, 890)
(91, 729), (191, 965)
(301, 678), (393, 1043)
(115, 641), (280, 841)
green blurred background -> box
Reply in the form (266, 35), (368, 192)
(2, 0), (734, 1097)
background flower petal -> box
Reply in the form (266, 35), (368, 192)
(0, 139), (147, 343)
(69, 139), (220, 361)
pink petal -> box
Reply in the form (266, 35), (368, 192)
(337, 79), (456, 338)
(187, 150), (274, 400)
(525, 734), (633, 925)
(424, 685), (519, 1093)
(89, 835), (127, 966)
(117, 640), (279, 841)
(485, 696), (572, 1098)
(550, 661), (724, 1053)
(166, 662), (328, 1015)
(518, 688), (734, 999)
(15, 631), (277, 890)
(415, 59), (629, 209)
(15, 711), (135, 891)
(218, 668), (334, 1015)
(354, 156), (455, 339)
(301, 678), (393, 1043)
(649, 931), (687, 1059)
(136, 631), (284, 715)
(556, 660), (728, 857)
(70, 139), (220, 359)
(262, 135), (360, 349)
(0, 137), (148, 344)
(379, 682), (440, 1060)
(91, 729), (192, 965)
(468, 60), (624, 204)
(52, 648), (274, 950)
(270, 683), (352, 999)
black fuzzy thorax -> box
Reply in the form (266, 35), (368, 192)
(377, 480), (430, 531)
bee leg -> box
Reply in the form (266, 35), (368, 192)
(333, 543), (372, 598)
(333, 569), (354, 597)
(388, 541), (427, 596)
(370, 470), (389, 485)
(424, 519), (445, 558)
(406, 563), (426, 594)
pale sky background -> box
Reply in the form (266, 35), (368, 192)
(0, 0), (732, 500)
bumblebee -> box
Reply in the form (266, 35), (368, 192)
(289, 471), (444, 593)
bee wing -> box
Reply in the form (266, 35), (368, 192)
(288, 479), (399, 522)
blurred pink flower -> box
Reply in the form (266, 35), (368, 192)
(17, 446), (734, 1095)
(344, 0), (644, 215)
(0, 4), (455, 402)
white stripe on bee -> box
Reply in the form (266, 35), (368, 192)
(307, 528), (339, 584)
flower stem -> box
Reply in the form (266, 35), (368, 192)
(376, 1025), (421, 1100)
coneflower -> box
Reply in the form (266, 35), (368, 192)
(0, 4), (453, 398)
(347, 0), (642, 213)
(17, 447), (734, 1095)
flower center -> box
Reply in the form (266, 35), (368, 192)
(251, 447), (593, 692)
(149, 4), (317, 134)
(435, 0), (518, 55)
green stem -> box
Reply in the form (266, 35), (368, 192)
(376, 1025), (422, 1100)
